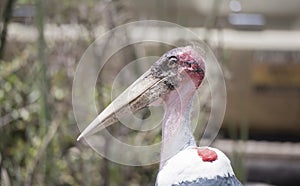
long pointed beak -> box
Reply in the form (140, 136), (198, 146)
(77, 69), (170, 141)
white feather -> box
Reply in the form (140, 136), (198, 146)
(156, 146), (235, 186)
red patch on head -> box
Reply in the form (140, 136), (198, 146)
(178, 51), (205, 88)
(179, 51), (193, 63)
(194, 148), (218, 162)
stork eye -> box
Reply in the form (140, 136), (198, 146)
(167, 56), (178, 67)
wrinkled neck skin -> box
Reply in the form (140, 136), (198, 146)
(160, 77), (198, 169)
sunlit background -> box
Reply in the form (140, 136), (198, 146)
(1, 0), (300, 185)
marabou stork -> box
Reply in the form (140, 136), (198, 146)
(77, 46), (243, 186)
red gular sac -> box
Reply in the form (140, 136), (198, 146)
(194, 147), (218, 162)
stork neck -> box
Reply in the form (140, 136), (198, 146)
(160, 82), (197, 169)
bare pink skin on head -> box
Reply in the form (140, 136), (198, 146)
(151, 46), (205, 92)
(161, 47), (205, 106)
(178, 50), (205, 88)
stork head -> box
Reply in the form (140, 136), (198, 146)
(151, 46), (205, 90)
(77, 46), (205, 140)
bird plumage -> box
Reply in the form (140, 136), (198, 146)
(156, 147), (242, 186)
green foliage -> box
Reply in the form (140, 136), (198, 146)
(0, 1), (160, 185)
(0, 23), (89, 186)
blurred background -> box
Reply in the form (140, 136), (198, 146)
(1, 0), (300, 185)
